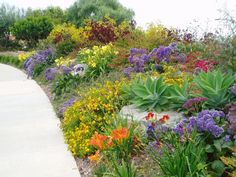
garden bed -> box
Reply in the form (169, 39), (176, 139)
(1, 11), (236, 177)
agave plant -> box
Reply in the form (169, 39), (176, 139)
(122, 76), (169, 112)
(194, 70), (234, 109)
(168, 81), (190, 110)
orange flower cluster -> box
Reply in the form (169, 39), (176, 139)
(89, 132), (108, 150)
(111, 128), (129, 141)
(88, 150), (100, 162)
(88, 127), (130, 162)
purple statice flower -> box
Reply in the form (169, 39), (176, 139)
(182, 97), (208, 110)
(208, 125), (224, 138)
(195, 110), (225, 137)
(130, 48), (146, 58)
(123, 67), (134, 78)
(150, 43), (177, 63)
(234, 135), (236, 140)
(223, 135), (231, 142)
(148, 48), (158, 58)
(173, 121), (185, 136)
(174, 53), (187, 63)
(227, 103), (236, 134)
(60, 65), (73, 74)
(174, 110), (225, 138)
(230, 83), (236, 95)
(125, 48), (150, 77)
(147, 123), (155, 132)
(186, 117), (197, 132)
(45, 68), (58, 81)
(23, 48), (53, 77)
(59, 98), (76, 115)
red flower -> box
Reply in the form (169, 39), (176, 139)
(159, 114), (170, 124)
(196, 60), (209, 72)
(145, 112), (154, 120)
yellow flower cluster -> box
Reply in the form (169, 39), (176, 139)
(150, 64), (187, 86)
(78, 43), (118, 69)
(18, 51), (35, 62)
(55, 56), (74, 67)
(161, 64), (187, 86)
(62, 80), (126, 157)
(47, 23), (89, 45)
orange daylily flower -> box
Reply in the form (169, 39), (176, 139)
(89, 132), (107, 149)
(88, 150), (100, 162)
(111, 127), (129, 141)
(145, 112), (154, 120)
(159, 114), (170, 124)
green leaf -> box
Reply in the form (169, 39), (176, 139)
(205, 144), (214, 153)
(211, 160), (225, 174)
(213, 140), (222, 152)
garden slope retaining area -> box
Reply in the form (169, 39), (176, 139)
(0, 64), (80, 177)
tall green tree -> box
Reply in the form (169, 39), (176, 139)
(26, 6), (66, 24)
(0, 3), (25, 48)
(66, 0), (134, 26)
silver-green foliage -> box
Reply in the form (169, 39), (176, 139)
(122, 76), (169, 112)
(168, 81), (190, 110)
(194, 70), (234, 109)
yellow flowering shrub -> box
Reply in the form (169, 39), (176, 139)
(18, 51), (35, 62)
(46, 23), (89, 45)
(62, 79), (127, 157)
(55, 56), (74, 67)
(77, 44), (118, 78)
(145, 24), (177, 49)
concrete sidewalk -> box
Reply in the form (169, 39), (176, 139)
(0, 64), (80, 177)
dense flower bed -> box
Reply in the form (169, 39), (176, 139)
(12, 17), (236, 176)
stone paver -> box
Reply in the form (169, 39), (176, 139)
(0, 64), (80, 177)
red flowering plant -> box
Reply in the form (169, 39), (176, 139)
(144, 112), (170, 141)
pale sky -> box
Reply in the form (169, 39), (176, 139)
(1, 0), (236, 31)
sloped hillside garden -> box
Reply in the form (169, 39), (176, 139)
(1, 5), (236, 177)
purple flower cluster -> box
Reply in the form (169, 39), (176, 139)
(182, 97), (208, 110)
(227, 103), (236, 134)
(59, 98), (76, 115)
(149, 42), (177, 63)
(173, 110), (225, 138)
(230, 83), (236, 96)
(45, 67), (59, 81)
(173, 53), (187, 63)
(23, 48), (53, 77)
(123, 43), (186, 77)
(128, 48), (150, 72)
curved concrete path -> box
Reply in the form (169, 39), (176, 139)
(0, 64), (80, 177)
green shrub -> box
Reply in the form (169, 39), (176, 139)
(56, 40), (75, 56)
(194, 70), (234, 109)
(11, 16), (53, 47)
